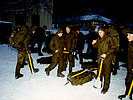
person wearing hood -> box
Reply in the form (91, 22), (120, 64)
(45, 27), (65, 77)
(92, 27), (117, 94)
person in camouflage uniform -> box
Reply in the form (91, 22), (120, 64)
(92, 27), (117, 94)
(15, 25), (39, 79)
(45, 28), (65, 77)
(118, 29), (133, 100)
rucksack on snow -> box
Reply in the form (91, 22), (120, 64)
(9, 26), (28, 50)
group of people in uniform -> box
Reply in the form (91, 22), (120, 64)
(12, 23), (133, 99)
(45, 25), (85, 77)
(45, 24), (133, 98)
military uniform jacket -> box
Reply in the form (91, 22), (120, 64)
(128, 41), (133, 70)
(49, 33), (64, 55)
(93, 34), (117, 64)
(16, 26), (29, 52)
(63, 32), (76, 52)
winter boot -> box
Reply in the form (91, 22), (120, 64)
(15, 73), (24, 79)
(15, 63), (23, 79)
(38, 52), (43, 56)
(33, 68), (39, 73)
(57, 73), (65, 78)
(45, 68), (50, 76)
(101, 88), (108, 94)
(118, 94), (126, 99)
(130, 94), (132, 100)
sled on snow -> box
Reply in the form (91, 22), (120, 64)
(65, 68), (97, 86)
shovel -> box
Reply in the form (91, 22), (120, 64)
(27, 51), (34, 74)
(93, 57), (104, 89)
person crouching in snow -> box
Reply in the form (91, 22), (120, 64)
(45, 27), (65, 77)
(118, 30), (133, 100)
(92, 27), (117, 94)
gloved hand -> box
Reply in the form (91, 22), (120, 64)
(27, 50), (31, 54)
(71, 51), (76, 55)
(55, 50), (58, 53)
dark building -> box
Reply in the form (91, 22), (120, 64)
(0, 0), (53, 28)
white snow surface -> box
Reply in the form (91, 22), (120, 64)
(0, 44), (128, 100)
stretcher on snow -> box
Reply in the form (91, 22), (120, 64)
(65, 68), (97, 86)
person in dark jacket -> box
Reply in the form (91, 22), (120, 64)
(31, 25), (47, 56)
(15, 26), (39, 79)
(86, 28), (98, 62)
(92, 27), (117, 94)
(118, 30), (133, 100)
(45, 28), (65, 77)
(62, 25), (77, 73)
(42, 31), (54, 54)
(74, 28), (85, 64)
(118, 25), (128, 68)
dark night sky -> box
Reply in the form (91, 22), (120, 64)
(0, 0), (133, 24)
(53, 0), (133, 23)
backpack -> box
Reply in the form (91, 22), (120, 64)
(108, 28), (120, 53)
(66, 69), (96, 86)
(9, 26), (28, 50)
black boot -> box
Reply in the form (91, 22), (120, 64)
(130, 94), (132, 100)
(112, 70), (117, 75)
(38, 52), (43, 56)
(15, 73), (24, 79)
(15, 63), (23, 79)
(101, 88), (108, 94)
(33, 68), (39, 73)
(45, 68), (50, 76)
(118, 94), (126, 99)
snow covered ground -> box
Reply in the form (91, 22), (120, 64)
(0, 44), (128, 100)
